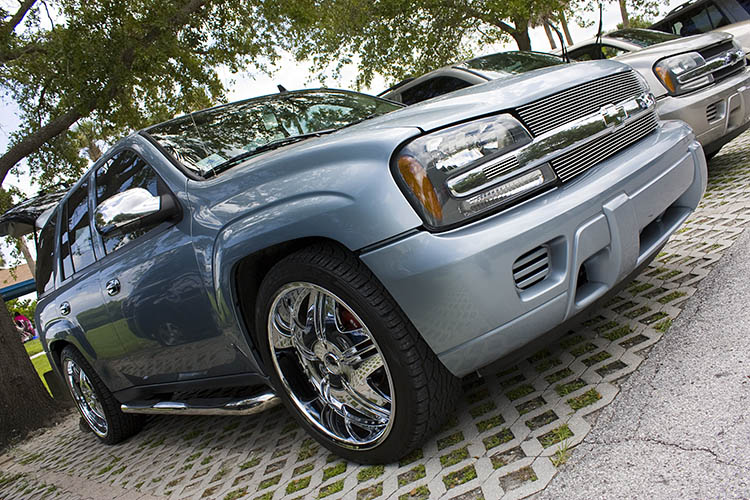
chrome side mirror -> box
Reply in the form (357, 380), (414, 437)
(94, 188), (177, 236)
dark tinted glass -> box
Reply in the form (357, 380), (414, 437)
(740, 0), (750, 14)
(36, 210), (57, 295)
(60, 181), (95, 280)
(399, 77), (473, 105)
(146, 90), (400, 176)
(96, 151), (162, 254)
(607, 29), (680, 47)
(669, 2), (729, 35)
(569, 45), (604, 61)
(463, 51), (564, 73)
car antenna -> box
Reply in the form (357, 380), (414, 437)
(595, 2), (604, 58)
(277, 84), (288, 93)
(548, 23), (570, 63)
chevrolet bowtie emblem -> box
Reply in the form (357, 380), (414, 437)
(601, 104), (628, 128)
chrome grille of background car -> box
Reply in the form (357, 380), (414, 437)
(699, 41), (745, 82)
(552, 111), (659, 182)
(516, 70), (657, 184)
(512, 245), (550, 290)
(516, 70), (645, 136)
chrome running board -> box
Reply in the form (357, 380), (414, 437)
(120, 389), (279, 416)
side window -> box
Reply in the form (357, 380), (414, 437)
(36, 210), (58, 295)
(740, 0), (750, 14)
(673, 3), (729, 35)
(601, 45), (627, 58)
(95, 150), (165, 254)
(60, 181), (96, 280)
(399, 77), (474, 105)
(569, 45), (602, 61)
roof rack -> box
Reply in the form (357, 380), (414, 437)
(376, 77), (416, 97)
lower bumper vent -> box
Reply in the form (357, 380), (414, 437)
(513, 246), (550, 290)
(707, 102), (720, 122)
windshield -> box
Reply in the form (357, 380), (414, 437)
(145, 90), (401, 177)
(607, 29), (680, 47)
(462, 51), (565, 75)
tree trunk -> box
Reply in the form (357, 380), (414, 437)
(543, 19), (557, 49)
(559, 11), (574, 45)
(619, 0), (630, 28)
(18, 237), (35, 276)
(512, 28), (532, 51)
(0, 297), (64, 449)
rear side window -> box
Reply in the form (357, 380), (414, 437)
(95, 150), (164, 254)
(60, 181), (96, 280)
(740, 0), (750, 14)
(399, 77), (474, 105)
(36, 210), (57, 295)
(669, 3), (730, 35)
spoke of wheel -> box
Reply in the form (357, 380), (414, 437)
(307, 289), (335, 343)
(339, 337), (377, 366)
(341, 378), (390, 422)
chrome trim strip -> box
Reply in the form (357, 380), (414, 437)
(120, 390), (279, 416)
(678, 49), (745, 84)
(447, 92), (656, 197)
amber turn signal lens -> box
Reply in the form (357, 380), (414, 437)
(397, 155), (443, 223)
(654, 66), (676, 93)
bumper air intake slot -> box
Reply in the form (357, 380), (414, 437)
(513, 245), (550, 290)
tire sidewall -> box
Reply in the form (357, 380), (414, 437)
(256, 259), (422, 463)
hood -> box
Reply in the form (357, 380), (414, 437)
(0, 190), (65, 237)
(615, 31), (734, 63)
(712, 21), (750, 51)
(346, 60), (633, 132)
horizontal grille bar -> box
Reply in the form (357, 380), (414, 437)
(517, 71), (645, 136)
(707, 102), (720, 122)
(552, 111), (658, 183)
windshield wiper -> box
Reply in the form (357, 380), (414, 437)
(203, 129), (337, 178)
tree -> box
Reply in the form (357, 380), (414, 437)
(572, 0), (667, 29)
(282, 0), (570, 88)
(0, 0), (304, 449)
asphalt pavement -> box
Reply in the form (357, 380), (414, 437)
(538, 226), (750, 499)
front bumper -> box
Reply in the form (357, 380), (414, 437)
(657, 67), (750, 155)
(361, 121), (707, 377)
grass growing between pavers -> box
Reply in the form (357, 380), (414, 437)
(399, 485), (430, 500)
(567, 389), (602, 410)
(443, 464), (477, 490)
(318, 478), (344, 498)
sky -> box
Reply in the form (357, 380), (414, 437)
(0, 0), (684, 268)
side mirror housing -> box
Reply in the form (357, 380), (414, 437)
(94, 188), (179, 236)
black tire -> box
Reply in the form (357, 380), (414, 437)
(60, 346), (144, 444)
(255, 243), (460, 463)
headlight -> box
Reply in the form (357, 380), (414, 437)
(654, 52), (713, 95)
(393, 114), (557, 229)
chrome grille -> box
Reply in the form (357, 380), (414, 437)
(483, 156), (520, 183)
(513, 246), (550, 290)
(707, 102), (720, 122)
(552, 110), (658, 182)
(517, 71), (645, 136)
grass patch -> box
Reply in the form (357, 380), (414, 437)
(436, 431), (463, 450)
(469, 400), (496, 418)
(516, 396), (545, 415)
(319, 479), (344, 498)
(398, 485), (429, 500)
(594, 321), (619, 334)
(442, 464), (477, 490)
(286, 476), (311, 494)
(357, 465), (384, 483)
(476, 414), (505, 432)
(293, 463), (314, 477)
(534, 357), (562, 372)
(358, 482), (383, 500)
(524, 410), (557, 430)
(397, 464), (426, 487)
(602, 325), (632, 341)
(658, 291), (686, 304)
(398, 448), (423, 467)
(655, 318), (673, 332)
(257, 474), (281, 490)
(559, 335), (584, 349)
(555, 379), (586, 397)
(482, 428), (514, 450)
(570, 342), (597, 357)
(24, 338), (43, 357)
(238, 457), (260, 470)
(582, 351), (611, 367)
(439, 446), (469, 467)
(567, 389), (602, 410)
(223, 487), (247, 500)
(505, 384), (535, 401)
(544, 368), (573, 384)
(30, 354), (52, 395)
(539, 424), (573, 448)
(322, 462), (346, 481)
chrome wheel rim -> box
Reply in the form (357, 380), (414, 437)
(64, 358), (108, 437)
(268, 282), (395, 449)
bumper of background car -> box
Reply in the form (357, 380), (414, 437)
(360, 120), (707, 377)
(657, 67), (750, 155)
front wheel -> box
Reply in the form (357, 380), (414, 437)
(255, 244), (459, 464)
(60, 346), (143, 444)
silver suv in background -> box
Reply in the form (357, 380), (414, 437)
(650, 0), (750, 49)
(556, 29), (750, 158)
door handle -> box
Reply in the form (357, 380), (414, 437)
(59, 302), (71, 316)
(106, 278), (121, 296)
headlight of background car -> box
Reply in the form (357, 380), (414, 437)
(654, 52), (713, 95)
(394, 114), (557, 229)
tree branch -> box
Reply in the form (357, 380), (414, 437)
(0, 0), (39, 38)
